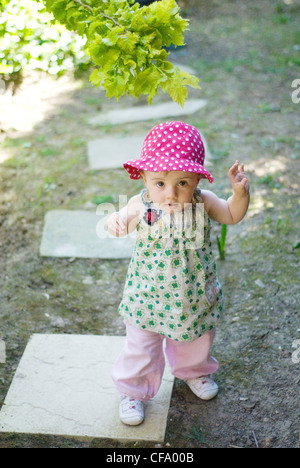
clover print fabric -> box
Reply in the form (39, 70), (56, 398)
(118, 189), (224, 342)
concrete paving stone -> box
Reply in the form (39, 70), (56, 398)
(170, 62), (197, 76)
(0, 339), (6, 364)
(0, 334), (174, 442)
(39, 210), (135, 259)
(87, 133), (212, 170)
(87, 135), (145, 170)
(88, 99), (207, 126)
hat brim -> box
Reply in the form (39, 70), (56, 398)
(123, 158), (214, 183)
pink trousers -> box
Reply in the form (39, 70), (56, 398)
(111, 322), (218, 402)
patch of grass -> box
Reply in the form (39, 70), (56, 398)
(256, 173), (282, 189)
(72, 138), (86, 147)
(3, 137), (31, 148)
(186, 426), (208, 445)
(90, 194), (117, 205)
(39, 147), (60, 157)
(217, 224), (227, 260)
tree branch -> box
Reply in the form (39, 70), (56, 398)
(72, 0), (126, 29)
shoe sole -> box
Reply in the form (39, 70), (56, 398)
(186, 381), (219, 400)
(198, 388), (218, 400)
(120, 416), (144, 426)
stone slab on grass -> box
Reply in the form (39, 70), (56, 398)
(39, 210), (135, 259)
(88, 99), (207, 126)
(0, 334), (174, 442)
(87, 135), (145, 170)
(170, 63), (197, 76)
(87, 133), (212, 170)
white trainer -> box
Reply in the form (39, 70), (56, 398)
(119, 395), (144, 426)
(186, 376), (218, 400)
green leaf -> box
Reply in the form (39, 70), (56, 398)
(51, 0), (69, 22)
(104, 72), (129, 99)
(89, 68), (106, 87)
(117, 32), (139, 53)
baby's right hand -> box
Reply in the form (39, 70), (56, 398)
(106, 212), (127, 237)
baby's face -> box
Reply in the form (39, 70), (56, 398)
(141, 170), (201, 213)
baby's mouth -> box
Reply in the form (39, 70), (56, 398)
(162, 202), (181, 212)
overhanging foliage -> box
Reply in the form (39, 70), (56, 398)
(39, 0), (200, 105)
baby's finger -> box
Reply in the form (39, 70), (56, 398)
(117, 218), (126, 231)
(228, 161), (237, 175)
(241, 176), (250, 192)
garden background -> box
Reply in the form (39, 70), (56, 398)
(0, 0), (299, 448)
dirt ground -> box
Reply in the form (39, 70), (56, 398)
(0, 0), (299, 448)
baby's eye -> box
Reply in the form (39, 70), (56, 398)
(156, 181), (164, 188)
(178, 180), (187, 186)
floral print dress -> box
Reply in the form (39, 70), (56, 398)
(118, 188), (224, 342)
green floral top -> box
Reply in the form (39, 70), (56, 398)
(118, 188), (224, 342)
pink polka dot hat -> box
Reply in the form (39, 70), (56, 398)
(123, 121), (214, 183)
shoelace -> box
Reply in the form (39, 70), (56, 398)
(128, 398), (136, 409)
(121, 397), (141, 412)
(192, 377), (210, 389)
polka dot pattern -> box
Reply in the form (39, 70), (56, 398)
(123, 121), (214, 183)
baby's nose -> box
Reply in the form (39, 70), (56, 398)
(166, 186), (177, 200)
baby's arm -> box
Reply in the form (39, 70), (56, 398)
(201, 161), (250, 225)
(106, 194), (141, 237)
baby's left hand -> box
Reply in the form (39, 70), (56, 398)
(228, 161), (250, 197)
